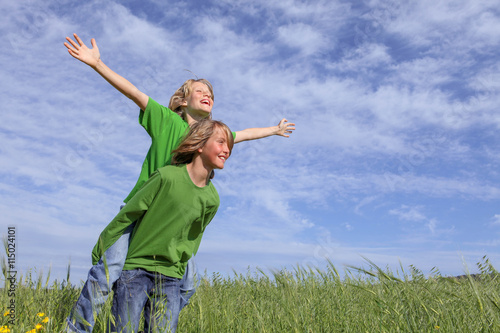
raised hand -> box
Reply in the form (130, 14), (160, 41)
(64, 33), (101, 68)
(276, 118), (296, 137)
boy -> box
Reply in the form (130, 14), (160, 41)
(106, 119), (233, 332)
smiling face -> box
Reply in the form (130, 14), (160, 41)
(198, 126), (230, 170)
(184, 81), (214, 118)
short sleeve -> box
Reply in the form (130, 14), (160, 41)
(139, 97), (179, 138)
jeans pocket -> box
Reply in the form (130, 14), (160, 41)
(162, 275), (181, 283)
(120, 269), (142, 283)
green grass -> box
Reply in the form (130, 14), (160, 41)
(0, 268), (80, 332)
(1, 256), (499, 332)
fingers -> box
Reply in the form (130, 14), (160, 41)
(279, 120), (295, 137)
(64, 36), (79, 50)
(64, 33), (88, 50)
(66, 48), (77, 57)
(63, 42), (71, 51)
(65, 34), (95, 60)
(64, 44), (79, 60)
(279, 119), (296, 128)
(73, 33), (84, 46)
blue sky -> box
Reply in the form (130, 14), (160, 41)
(1, 0), (499, 284)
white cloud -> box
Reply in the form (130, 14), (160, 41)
(1, 0), (500, 283)
(343, 223), (353, 231)
(333, 43), (392, 72)
(277, 23), (326, 56)
(389, 205), (427, 222)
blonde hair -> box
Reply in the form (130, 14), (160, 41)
(168, 79), (214, 118)
(172, 119), (233, 165)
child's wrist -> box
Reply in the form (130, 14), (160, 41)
(274, 125), (281, 135)
(93, 58), (103, 70)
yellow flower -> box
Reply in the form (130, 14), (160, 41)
(434, 326), (440, 329)
(26, 330), (36, 333)
(36, 313), (45, 318)
(42, 317), (49, 324)
(0, 325), (11, 333)
(3, 311), (9, 317)
(36, 324), (43, 330)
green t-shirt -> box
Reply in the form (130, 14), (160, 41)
(123, 97), (190, 203)
(123, 97), (236, 203)
(93, 164), (219, 278)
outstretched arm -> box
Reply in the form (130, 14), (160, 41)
(64, 33), (149, 110)
(234, 118), (295, 143)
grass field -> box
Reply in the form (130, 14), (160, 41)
(1, 256), (499, 332)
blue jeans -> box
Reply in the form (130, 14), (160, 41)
(65, 222), (199, 332)
(111, 269), (181, 333)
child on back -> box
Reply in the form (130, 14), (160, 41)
(63, 33), (295, 333)
(91, 118), (233, 332)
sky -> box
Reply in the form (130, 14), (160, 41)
(1, 0), (499, 285)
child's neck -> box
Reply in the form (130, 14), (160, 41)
(186, 160), (213, 187)
(184, 110), (208, 126)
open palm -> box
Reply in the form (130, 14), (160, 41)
(64, 33), (100, 68)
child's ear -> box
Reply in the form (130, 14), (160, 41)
(181, 99), (188, 107)
(197, 147), (203, 154)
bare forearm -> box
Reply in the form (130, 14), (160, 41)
(234, 118), (295, 143)
(94, 59), (149, 110)
(234, 126), (280, 143)
(65, 34), (149, 110)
